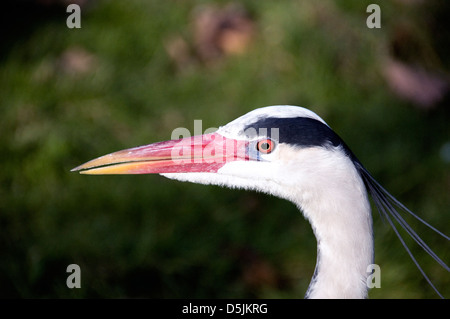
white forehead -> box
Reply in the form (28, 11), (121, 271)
(217, 105), (328, 138)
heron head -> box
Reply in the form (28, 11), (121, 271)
(72, 105), (356, 202)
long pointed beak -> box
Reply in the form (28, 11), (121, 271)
(71, 133), (248, 175)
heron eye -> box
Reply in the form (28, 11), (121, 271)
(256, 139), (275, 154)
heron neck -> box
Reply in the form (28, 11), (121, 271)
(295, 156), (374, 298)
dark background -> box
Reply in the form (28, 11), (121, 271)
(0, 0), (449, 298)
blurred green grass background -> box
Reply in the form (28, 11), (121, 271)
(0, 0), (449, 298)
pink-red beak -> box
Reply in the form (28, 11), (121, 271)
(71, 133), (249, 175)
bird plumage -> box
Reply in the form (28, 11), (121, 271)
(73, 105), (449, 298)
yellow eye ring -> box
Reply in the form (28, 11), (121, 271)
(256, 139), (275, 154)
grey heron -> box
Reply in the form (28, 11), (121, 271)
(72, 105), (449, 298)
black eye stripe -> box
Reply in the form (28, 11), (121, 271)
(244, 117), (341, 148)
(243, 116), (356, 161)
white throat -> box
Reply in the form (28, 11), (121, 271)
(163, 144), (374, 298)
(292, 148), (374, 299)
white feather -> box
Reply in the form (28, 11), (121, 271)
(163, 142), (373, 298)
